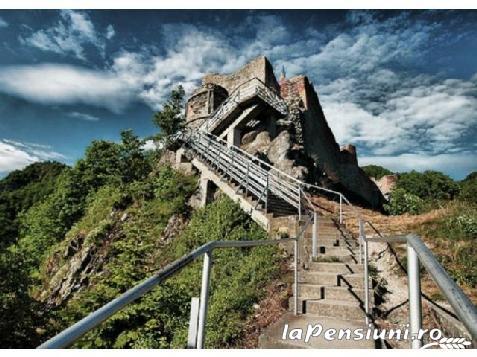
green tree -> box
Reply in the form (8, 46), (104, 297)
(460, 172), (477, 204)
(361, 165), (393, 179)
(0, 162), (66, 250)
(153, 86), (186, 138)
(0, 250), (46, 347)
(119, 129), (151, 183)
(396, 170), (459, 201)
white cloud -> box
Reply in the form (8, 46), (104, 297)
(360, 152), (477, 179)
(68, 111), (100, 121)
(2, 11), (476, 169)
(20, 10), (114, 60)
(0, 16), (8, 28)
(0, 139), (66, 174)
(141, 139), (157, 151)
(321, 74), (477, 156)
(106, 24), (115, 39)
(0, 64), (139, 113)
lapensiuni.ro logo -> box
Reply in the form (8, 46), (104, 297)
(282, 323), (472, 349)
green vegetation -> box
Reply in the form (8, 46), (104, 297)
(0, 130), (156, 347)
(460, 172), (477, 204)
(384, 170), (466, 215)
(361, 164), (393, 179)
(52, 195), (278, 348)
(384, 188), (424, 215)
(0, 124), (279, 348)
(0, 162), (66, 250)
(415, 201), (477, 289)
(395, 170), (459, 201)
(153, 85), (186, 139)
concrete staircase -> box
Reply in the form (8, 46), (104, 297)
(178, 76), (376, 348)
(259, 217), (376, 348)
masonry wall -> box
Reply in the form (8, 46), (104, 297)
(203, 56), (280, 94)
(280, 76), (385, 208)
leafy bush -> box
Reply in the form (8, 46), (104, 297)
(361, 165), (393, 179)
(384, 188), (424, 215)
(459, 172), (477, 204)
(0, 249), (47, 347)
(415, 202), (477, 287)
(396, 170), (459, 201)
(447, 214), (477, 239)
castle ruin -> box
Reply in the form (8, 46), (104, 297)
(184, 56), (384, 210)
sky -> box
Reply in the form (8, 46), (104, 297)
(0, 10), (476, 179)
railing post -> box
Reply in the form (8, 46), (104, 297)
(265, 173), (269, 213)
(339, 194), (343, 225)
(229, 147), (234, 180)
(312, 211), (319, 259)
(298, 188), (302, 221)
(358, 219), (364, 264)
(407, 244), (422, 349)
(187, 297), (200, 348)
(197, 250), (212, 349)
(245, 159), (250, 196)
(363, 232), (370, 325)
(294, 237), (299, 316)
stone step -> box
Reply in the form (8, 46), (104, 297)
(299, 272), (371, 289)
(258, 313), (376, 349)
(307, 262), (364, 274)
(301, 238), (341, 247)
(291, 284), (374, 303)
(310, 253), (360, 264)
(304, 227), (342, 234)
(306, 299), (365, 321)
(302, 238), (346, 246)
(301, 245), (360, 257)
(301, 245), (358, 257)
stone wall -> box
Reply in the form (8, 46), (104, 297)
(185, 83), (228, 128)
(279, 75), (384, 208)
(372, 175), (398, 199)
(203, 56), (280, 94)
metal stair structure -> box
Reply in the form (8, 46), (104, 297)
(184, 130), (306, 221)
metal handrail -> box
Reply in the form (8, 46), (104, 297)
(38, 235), (305, 349)
(359, 232), (477, 347)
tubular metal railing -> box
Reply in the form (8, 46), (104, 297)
(38, 228), (313, 349)
(359, 232), (477, 348)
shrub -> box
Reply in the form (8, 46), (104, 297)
(396, 170), (459, 201)
(447, 214), (477, 238)
(361, 165), (393, 179)
(459, 172), (477, 204)
(384, 188), (424, 215)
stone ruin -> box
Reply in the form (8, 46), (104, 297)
(184, 56), (385, 209)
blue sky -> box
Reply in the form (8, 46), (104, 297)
(0, 10), (476, 179)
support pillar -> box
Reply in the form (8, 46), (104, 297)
(200, 176), (213, 207)
(226, 127), (242, 147)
